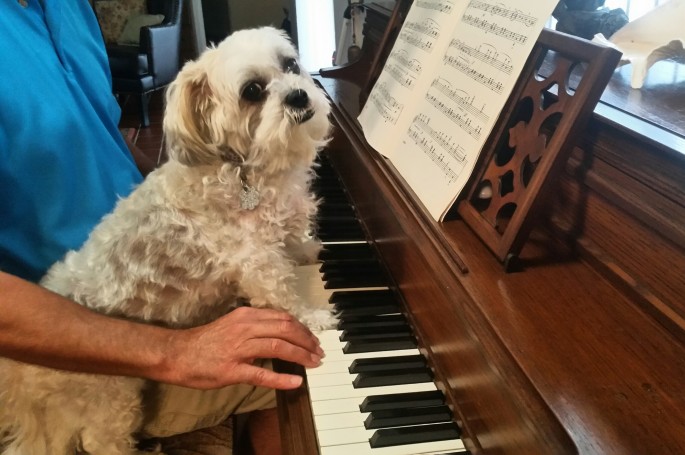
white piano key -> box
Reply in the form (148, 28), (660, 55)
(306, 359), (353, 375)
(311, 397), (362, 415)
(318, 424), (376, 446)
(319, 436), (466, 455)
(313, 410), (367, 431)
(309, 381), (437, 402)
(307, 347), (424, 375)
(296, 258), (466, 455)
(308, 371), (358, 388)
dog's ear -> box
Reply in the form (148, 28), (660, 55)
(164, 59), (222, 166)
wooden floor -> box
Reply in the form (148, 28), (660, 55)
(118, 90), (167, 167)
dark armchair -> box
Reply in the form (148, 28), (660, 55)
(105, 0), (183, 127)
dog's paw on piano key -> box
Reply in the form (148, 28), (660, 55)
(297, 308), (339, 331)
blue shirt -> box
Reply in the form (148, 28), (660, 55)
(0, 0), (143, 282)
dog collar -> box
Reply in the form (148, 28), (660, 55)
(221, 147), (260, 210)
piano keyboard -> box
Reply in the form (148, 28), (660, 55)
(290, 155), (469, 455)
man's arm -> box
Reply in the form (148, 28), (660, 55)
(0, 271), (322, 390)
(123, 131), (158, 177)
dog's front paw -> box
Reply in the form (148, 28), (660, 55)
(289, 238), (323, 265)
(298, 308), (338, 331)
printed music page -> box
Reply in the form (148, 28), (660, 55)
(358, 0), (557, 221)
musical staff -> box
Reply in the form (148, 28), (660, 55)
(461, 14), (528, 44)
(415, 0), (454, 14)
(398, 30), (434, 53)
(425, 90), (483, 140)
(405, 18), (441, 40)
(357, 0), (558, 220)
(407, 115), (464, 184)
(449, 39), (513, 75)
(443, 54), (504, 94)
(387, 63), (416, 89)
(468, 1), (537, 27)
(389, 49), (423, 75)
(430, 78), (489, 123)
(368, 82), (404, 125)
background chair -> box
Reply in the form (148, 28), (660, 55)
(104, 0), (183, 127)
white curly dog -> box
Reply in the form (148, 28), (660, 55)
(0, 26), (335, 454)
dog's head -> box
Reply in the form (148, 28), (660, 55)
(164, 27), (330, 174)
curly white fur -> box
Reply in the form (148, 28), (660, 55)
(0, 27), (334, 454)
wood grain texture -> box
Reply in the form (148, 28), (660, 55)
(276, 1), (685, 454)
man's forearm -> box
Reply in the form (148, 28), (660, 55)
(0, 271), (175, 381)
(0, 271), (323, 391)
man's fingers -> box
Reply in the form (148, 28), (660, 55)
(231, 306), (300, 322)
(239, 364), (304, 390)
(243, 338), (322, 368)
(245, 318), (322, 353)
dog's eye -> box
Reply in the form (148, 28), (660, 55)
(241, 81), (265, 102)
(283, 57), (300, 75)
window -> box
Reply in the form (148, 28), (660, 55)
(605, 0), (668, 21)
(548, 0), (684, 149)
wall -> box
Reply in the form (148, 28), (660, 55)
(229, 0), (290, 31)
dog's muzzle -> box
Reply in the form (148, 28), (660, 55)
(285, 89), (315, 124)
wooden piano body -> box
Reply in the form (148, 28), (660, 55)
(276, 2), (685, 453)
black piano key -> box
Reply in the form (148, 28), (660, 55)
(319, 232), (366, 242)
(337, 304), (400, 318)
(322, 265), (384, 279)
(343, 336), (417, 354)
(318, 225), (365, 239)
(324, 275), (388, 289)
(337, 314), (408, 331)
(348, 354), (426, 373)
(316, 205), (357, 219)
(369, 422), (461, 448)
(333, 296), (399, 313)
(359, 390), (446, 412)
(323, 270), (385, 285)
(352, 367), (433, 388)
(329, 289), (395, 304)
(364, 405), (453, 429)
(319, 259), (380, 273)
(339, 326), (412, 342)
(321, 260), (382, 273)
(318, 243), (375, 262)
(333, 299), (399, 311)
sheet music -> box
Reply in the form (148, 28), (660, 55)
(358, 0), (557, 221)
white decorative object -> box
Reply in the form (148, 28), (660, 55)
(593, 0), (685, 89)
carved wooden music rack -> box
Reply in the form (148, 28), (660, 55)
(456, 29), (621, 271)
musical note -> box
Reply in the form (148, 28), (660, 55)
(449, 39), (513, 75)
(415, 0), (454, 14)
(467, 1), (537, 27)
(406, 116), (465, 184)
(368, 82), (404, 125)
(461, 14), (528, 44)
(430, 78), (489, 123)
(405, 19), (441, 40)
(425, 91), (483, 140)
(443, 54), (504, 94)
(387, 63), (416, 89)
(390, 49), (423, 74)
(399, 30), (434, 53)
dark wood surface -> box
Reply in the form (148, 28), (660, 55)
(275, 1), (685, 454)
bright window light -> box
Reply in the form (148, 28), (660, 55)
(296, 0), (336, 72)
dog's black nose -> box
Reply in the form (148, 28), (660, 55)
(285, 89), (309, 109)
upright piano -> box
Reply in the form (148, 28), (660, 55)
(276, 1), (685, 454)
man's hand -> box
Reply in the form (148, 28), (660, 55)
(164, 306), (324, 390)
